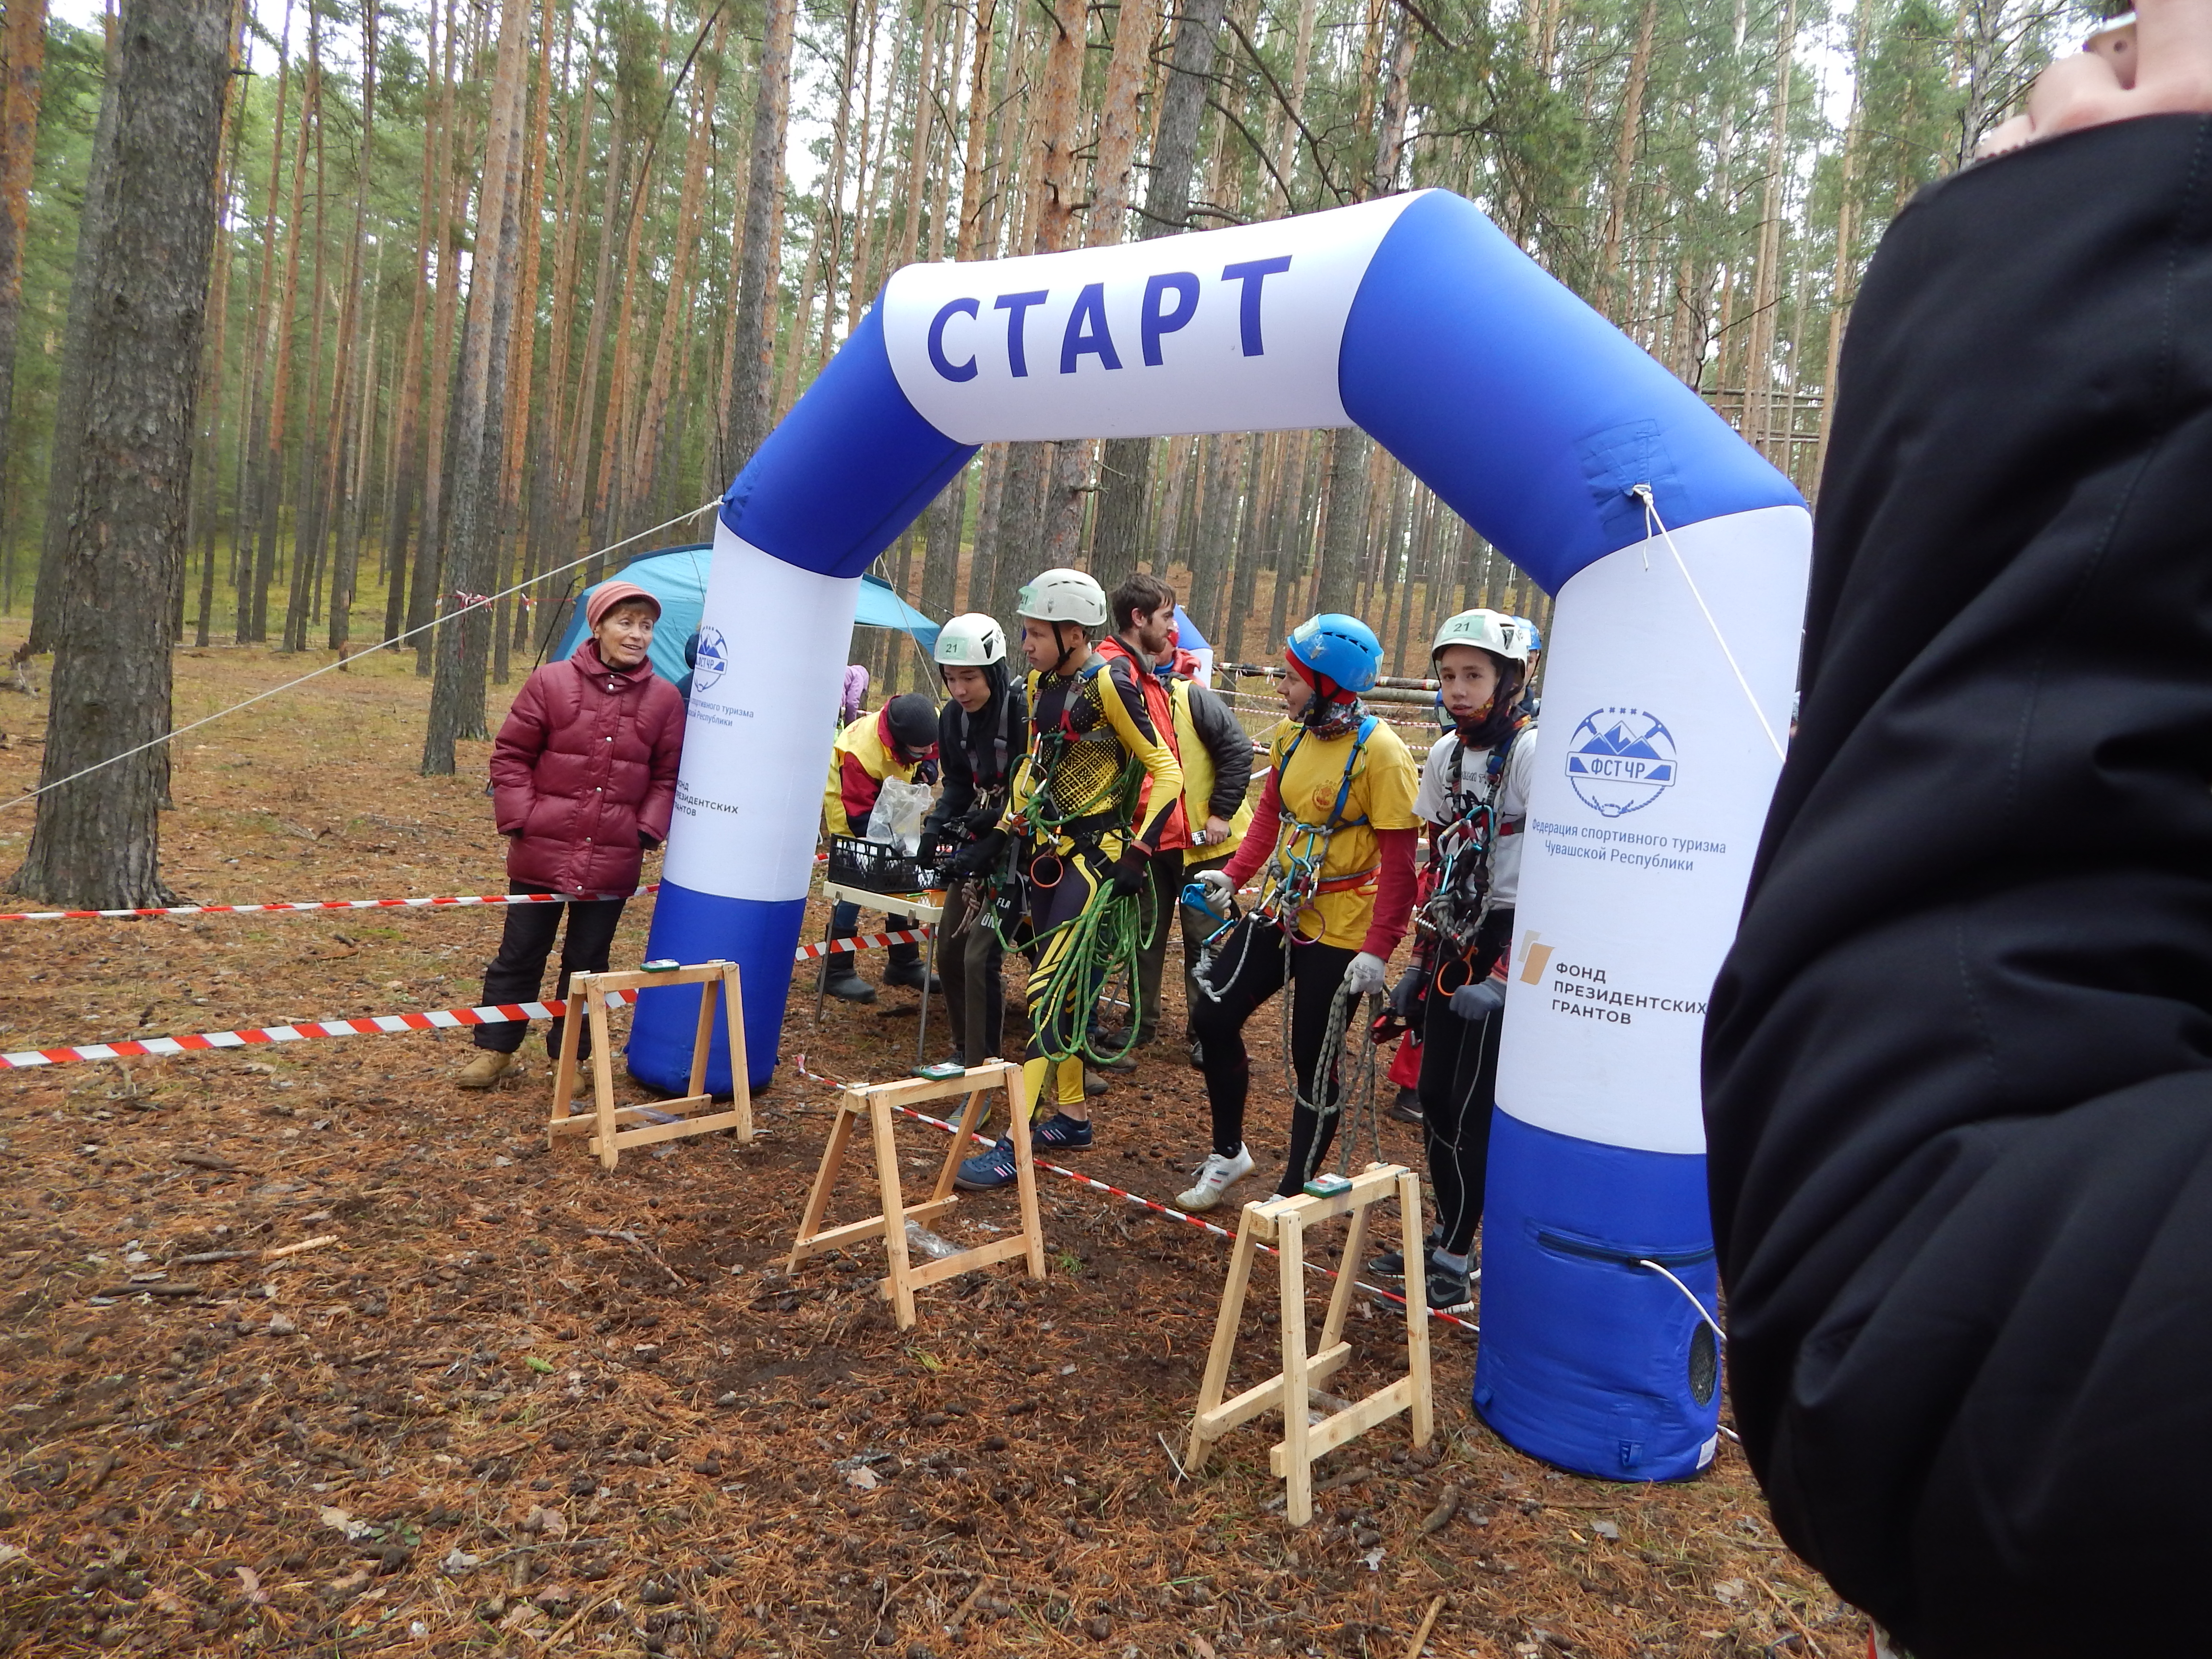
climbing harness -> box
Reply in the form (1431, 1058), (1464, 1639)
(984, 659), (1156, 1067)
(1415, 721), (1527, 997)
(1190, 714), (1382, 1007)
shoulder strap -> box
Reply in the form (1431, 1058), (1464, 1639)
(1281, 716), (1379, 839)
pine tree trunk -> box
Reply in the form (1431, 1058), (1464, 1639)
(27, 30), (120, 654)
(1598, 0), (1657, 308)
(331, 232), (383, 656)
(494, 0), (557, 677)
(895, 0), (942, 269)
(1087, 0), (1228, 588)
(254, 4), (318, 648)
(530, 12), (590, 641)
(562, 89), (628, 588)
(632, 17), (723, 519)
(324, 0), (377, 654)
(1269, 0), (1318, 207)
(840, 0), (890, 335)
(411, 8), (473, 668)
(720, 0), (793, 479)
(13, 0), (229, 908)
(189, 0), (244, 649)
(379, 0), (442, 648)
(423, 0), (529, 775)
(1743, 0), (1794, 456)
(0, 0), (48, 563)
(282, 10), (329, 654)
(1814, 0), (1874, 491)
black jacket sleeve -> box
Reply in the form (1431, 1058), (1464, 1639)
(1184, 680), (1251, 820)
(1702, 115), (2212, 1659)
(922, 701), (972, 838)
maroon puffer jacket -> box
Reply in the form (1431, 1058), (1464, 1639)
(490, 641), (686, 897)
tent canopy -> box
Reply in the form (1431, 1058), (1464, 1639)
(555, 546), (939, 685)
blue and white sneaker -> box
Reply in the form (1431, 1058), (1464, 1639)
(1030, 1113), (1094, 1151)
(954, 1136), (1021, 1191)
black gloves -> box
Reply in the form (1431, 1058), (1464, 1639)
(916, 830), (941, 870)
(948, 828), (1006, 880)
(1109, 848), (1151, 900)
(1389, 967), (1425, 1020)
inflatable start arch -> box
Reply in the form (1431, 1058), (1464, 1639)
(631, 188), (1809, 1482)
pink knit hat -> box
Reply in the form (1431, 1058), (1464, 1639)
(585, 580), (661, 629)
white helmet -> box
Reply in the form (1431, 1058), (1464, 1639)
(1014, 567), (1107, 628)
(1431, 608), (1529, 664)
(933, 613), (1006, 667)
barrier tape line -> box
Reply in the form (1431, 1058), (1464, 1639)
(0, 886), (661, 924)
(786, 1053), (1477, 1335)
(0, 928), (935, 1071)
(0, 991), (637, 1070)
(0, 853), (840, 923)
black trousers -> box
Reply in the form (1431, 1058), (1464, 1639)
(1176, 851), (1233, 1037)
(936, 878), (1005, 1061)
(1416, 906), (1514, 1257)
(1130, 847), (1184, 1045)
(1190, 916), (1355, 1196)
(474, 892), (627, 1056)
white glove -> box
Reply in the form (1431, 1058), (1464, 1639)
(1343, 951), (1388, 997)
(1194, 868), (1235, 905)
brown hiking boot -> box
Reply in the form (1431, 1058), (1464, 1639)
(456, 1050), (516, 1090)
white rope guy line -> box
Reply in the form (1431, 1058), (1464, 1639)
(0, 499), (722, 817)
(1638, 1256), (1728, 1345)
(1633, 482), (1788, 764)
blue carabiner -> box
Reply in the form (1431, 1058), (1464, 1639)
(1181, 880), (1227, 921)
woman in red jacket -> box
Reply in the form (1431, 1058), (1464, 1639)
(457, 581), (686, 1088)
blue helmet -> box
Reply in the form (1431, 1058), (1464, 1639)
(1515, 616), (1544, 654)
(1286, 613), (1382, 703)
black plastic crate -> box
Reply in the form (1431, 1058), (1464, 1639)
(827, 833), (943, 895)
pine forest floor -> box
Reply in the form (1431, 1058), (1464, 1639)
(0, 640), (1868, 1658)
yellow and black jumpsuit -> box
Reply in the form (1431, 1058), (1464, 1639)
(1001, 651), (1181, 1116)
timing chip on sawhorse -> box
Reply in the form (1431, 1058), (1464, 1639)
(786, 1060), (1046, 1329)
(550, 962), (755, 1171)
(1186, 1163), (1435, 1525)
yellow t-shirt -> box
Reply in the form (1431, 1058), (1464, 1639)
(1262, 714), (1420, 949)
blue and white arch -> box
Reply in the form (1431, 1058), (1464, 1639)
(631, 188), (1808, 1483)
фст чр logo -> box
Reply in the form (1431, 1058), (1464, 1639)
(691, 625), (729, 694)
(1566, 707), (1678, 818)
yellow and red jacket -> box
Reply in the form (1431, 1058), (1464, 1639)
(823, 707), (933, 837)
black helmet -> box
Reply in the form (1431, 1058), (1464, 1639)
(885, 692), (938, 755)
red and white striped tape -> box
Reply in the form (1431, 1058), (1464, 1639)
(786, 1054), (1477, 1334)
(793, 926), (929, 961)
(0, 927), (933, 1071)
(0, 886), (659, 924)
(0, 991), (638, 1070)
(0, 851), (841, 922)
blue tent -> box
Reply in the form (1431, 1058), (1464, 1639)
(553, 545), (940, 686)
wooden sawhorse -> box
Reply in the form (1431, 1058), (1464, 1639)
(786, 1060), (1046, 1329)
(1186, 1163), (1434, 1524)
(549, 961), (755, 1171)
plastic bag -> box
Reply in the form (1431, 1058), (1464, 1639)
(866, 776), (934, 854)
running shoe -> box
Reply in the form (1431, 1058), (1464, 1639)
(1029, 1113), (1093, 1151)
(954, 1136), (1020, 1191)
(1365, 1233), (1439, 1280)
(1176, 1144), (1255, 1213)
(1424, 1262), (1476, 1315)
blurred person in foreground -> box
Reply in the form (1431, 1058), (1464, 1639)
(1703, 8), (2212, 1657)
